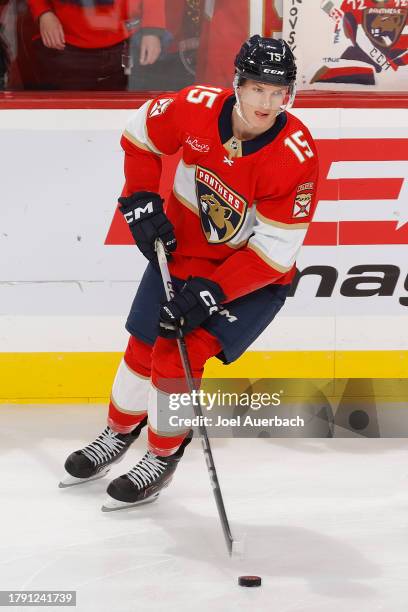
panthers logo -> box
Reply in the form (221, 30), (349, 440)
(363, 8), (407, 49)
(195, 167), (247, 244)
(199, 195), (236, 242)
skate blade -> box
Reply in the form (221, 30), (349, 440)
(58, 468), (111, 488)
(101, 493), (160, 512)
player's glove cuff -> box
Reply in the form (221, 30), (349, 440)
(158, 276), (225, 338)
(118, 191), (163, 223)
(118, 191), (177, 260)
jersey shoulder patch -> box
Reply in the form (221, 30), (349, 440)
(147, 97), (175, 119)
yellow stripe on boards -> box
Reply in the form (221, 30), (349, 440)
(335, 350), (408, 378)
(0, 352), (122, 402)
(203, 351), (334, 378)
(0, 351), (407, 403)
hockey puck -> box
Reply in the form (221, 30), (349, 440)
(238, 575), (262, 587)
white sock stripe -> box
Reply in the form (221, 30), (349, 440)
(112, 358), (151, 413)
(148, 383), (193, 435)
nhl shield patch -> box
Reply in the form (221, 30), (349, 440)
(195, 166), (247, 244)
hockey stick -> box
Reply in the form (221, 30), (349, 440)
(155, 239), (238, 557)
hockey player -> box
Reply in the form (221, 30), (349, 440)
(61, 35), (319, 511)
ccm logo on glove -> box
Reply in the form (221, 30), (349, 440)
(200, 290), (219, 315)
(159, 276), (225, 338)
(118, 191), (177, 261)
(123, 201), (154, 224)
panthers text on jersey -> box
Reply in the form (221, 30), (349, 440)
(120, 85), (319, 303)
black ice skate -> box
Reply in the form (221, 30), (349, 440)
(59, 417), (147, 488)
(101, 432), (193, 511)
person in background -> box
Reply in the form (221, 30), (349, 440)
(128, 0), (200, 91)
(27, 0), (165, 90)
(196, 0), (283, 87)
(0, 0), (10, 89)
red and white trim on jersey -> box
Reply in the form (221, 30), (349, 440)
(123, 100), (165, 156)
(173, 160), (199, 214)
(248, 212), (310, 272)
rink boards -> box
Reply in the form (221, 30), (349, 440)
(0, 101), (407, 401)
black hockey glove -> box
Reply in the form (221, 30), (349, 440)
(159, 276), (225, 338)
(118, 191), (176, 261)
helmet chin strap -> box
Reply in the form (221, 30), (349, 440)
(280, 81), (297, 113)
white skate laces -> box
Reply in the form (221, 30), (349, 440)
(126, 451), (167, 490)
(81, 427), (126, 466)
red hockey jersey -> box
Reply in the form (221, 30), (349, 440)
(120, 85), (319, 303)
(28, 0), (165, 49)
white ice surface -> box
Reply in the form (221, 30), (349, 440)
(0, 404), (408, 612)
